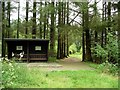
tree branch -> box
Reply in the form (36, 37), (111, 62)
(69, 11), (81, 24)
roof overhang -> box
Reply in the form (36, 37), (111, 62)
(4, 38), (49, 42)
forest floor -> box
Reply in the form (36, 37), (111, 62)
(26, 57), (94, 71)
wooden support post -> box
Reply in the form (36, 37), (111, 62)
(27, 42), (29, 63)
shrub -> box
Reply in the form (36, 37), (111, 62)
(91, 44), (108, 62)
(2, 58), (31, 88)
(92, 33), (119, 64)
(97, 60), (118, 76)
(2, 58), (17, 88)
(106, 33), (119, 63)
(69, 43), (77, 54)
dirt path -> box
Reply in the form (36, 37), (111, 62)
(27, 57), (95, 71)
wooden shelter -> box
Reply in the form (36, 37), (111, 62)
(5, 38), (49, 62)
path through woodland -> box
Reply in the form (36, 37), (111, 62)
(26, 57), (95, 71)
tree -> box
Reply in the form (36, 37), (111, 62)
(43, 2), (47, 39)
(66, 2), (69, 56)
(17, 1), (20, 38)
(84, 2), (92, 61)
(82, 8), (85, 61)
(57, 2), (62, 59)
(50, 2), (55, 55)
(25, 0), (29, 38)
(2, 1), (5, 57)
(7, 1), (11, 38)
(117, 1), (120, 63)
(32, 0), (36, 38)
(63, 3), (66, 57)
(107, 2), (111, 32)
(94, 0), (98, 45)
(39, 1), (42, 39)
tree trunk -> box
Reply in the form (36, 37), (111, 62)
(43, 2), (47, 39)
(94, 0), (98, 63)
(46, 3), (49, 39)
(32, 1), (36, 38)
(117, 1), (120, 64)
(50, 2), (55, 56)
(63, 3), (66, 57)
(57, 2), (62, 59)
(66, 2), (69, 56)
(39, 2), (42, 39)
(101, 3), (104, 48)
(60, 2), (64, 59)
(17, 2), (20, 38)
(7, 2), (10, 38)
(84, 2), (92, 61)
(94, 0), (98, 45)
(82, 10), (85, 61)
(107, 2), (111, 32)
(107, 2), (111, 62)
(2, 1), (5, 57)
(104, 2), (107, 45)
(25, 1), (29, 38)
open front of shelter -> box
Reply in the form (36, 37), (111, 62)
(5, 38), (49, 62)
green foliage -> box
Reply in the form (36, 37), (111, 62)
(97, 61), (118, 76)
(48, 57), (57, 62)
(92, 33), (119, 63)
(69, 52), (82, 60)
(91, 44), (108, 62)
(106, 33), (119, 63)
(69, 43), (77, 53)
(90, 16), (102, 31)
(86, 61), (118, 76)
(2, 58), (17, 88)
(75, 41), (81, 52)
(2, 58), (32, 88)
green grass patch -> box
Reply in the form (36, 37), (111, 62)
(48, 57), (58, 62)
(69, 52), (82, 60)
(5, 65), (118, 88)
(85, 62), (99, 69)
(13, 68), (118, 88)
(2, 58), (118, 88)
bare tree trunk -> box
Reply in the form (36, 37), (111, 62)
(25, 1), (29, 38)
(107, 2), (111, 32)
(57, 2), (62, 59)
(17, 2), (20, 38)
(39, 2), (42, 39)
(101, 3), (105, 48)
(66, 2), (69, 56)
(104, 2), (107, 45)
(43, 2), (47, 39)
(117, 1), (120, 64)
(107, 2), (111, 62)
(2, 1), (5, 57)
(63, 3), (66, 57)
(32, 1), (36, 38)
(7, 2), (10, 38)
(84, 2), (92, 61)
(50, 2), (55, 56)
(82, 10), (85, 61)
(46, 3), (49, 39)
(94, 0), (98, 46)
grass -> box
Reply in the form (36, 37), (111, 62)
(48, 56), (57, 62)
(9, 66), (118, 88)
(2, 57), (118, 88)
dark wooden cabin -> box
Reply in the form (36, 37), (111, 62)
(5, 38), (49, 62)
